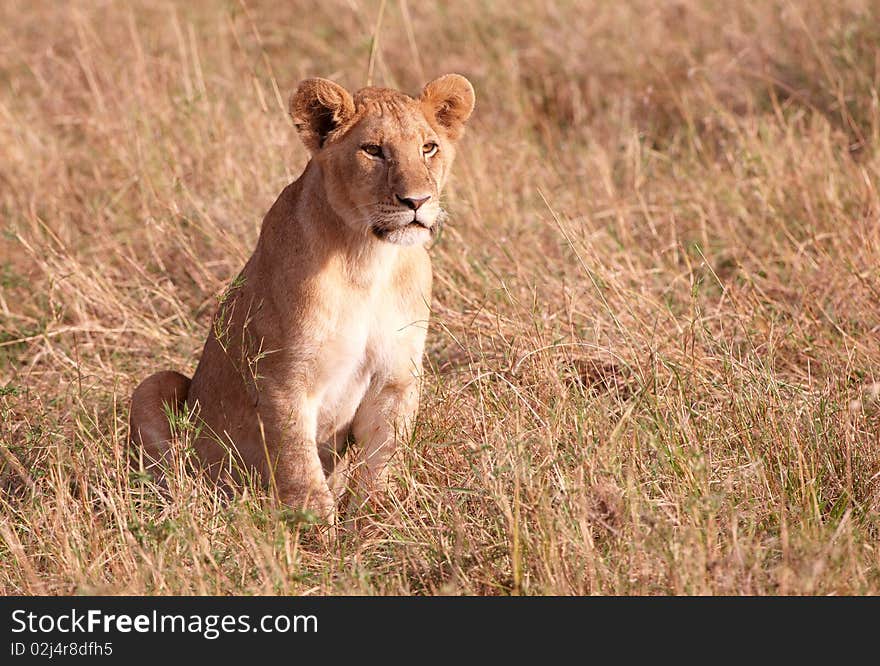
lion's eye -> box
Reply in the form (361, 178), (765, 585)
(361, 144), (384, 158)
(422, 142), (439, 158)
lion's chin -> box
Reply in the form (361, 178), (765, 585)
(372, 222), (432, 247)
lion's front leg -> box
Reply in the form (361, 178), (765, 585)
(261, 390), (335, 523)
(345, 379), (420, 519)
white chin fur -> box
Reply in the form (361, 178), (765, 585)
(380, 225), (432, 246)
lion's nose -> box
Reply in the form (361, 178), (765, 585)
(396, 194), (431, 211)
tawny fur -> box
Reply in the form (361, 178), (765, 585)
(129, 74), (475, 522)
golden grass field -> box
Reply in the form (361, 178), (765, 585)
(1, 0), (879, 595)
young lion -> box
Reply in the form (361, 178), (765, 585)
(129, 74), (475, 522)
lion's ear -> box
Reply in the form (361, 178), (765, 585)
(289, 78), (355, 154)
(419, 74), (475, 141)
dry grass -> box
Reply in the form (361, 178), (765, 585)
(1, 0), (879, 595)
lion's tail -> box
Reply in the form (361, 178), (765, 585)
(129, 370), (191, 476)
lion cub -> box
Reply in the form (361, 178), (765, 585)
(130, 74), (475, 522)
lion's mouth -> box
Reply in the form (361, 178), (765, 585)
(372, 219), (430, 240)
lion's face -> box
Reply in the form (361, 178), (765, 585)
(290, 75), (475, 246)
(321, 96), (448, 246)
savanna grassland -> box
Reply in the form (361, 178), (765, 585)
(1, 0), (879, 595)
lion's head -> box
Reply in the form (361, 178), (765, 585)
(290, 74), (475, 246)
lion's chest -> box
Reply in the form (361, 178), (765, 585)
(311, 301), (407, 444)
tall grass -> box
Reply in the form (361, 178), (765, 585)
(1, 0), (878, 594)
